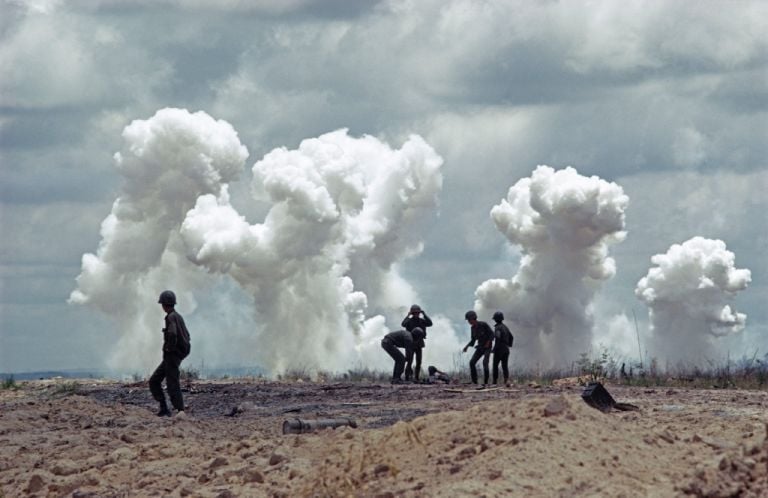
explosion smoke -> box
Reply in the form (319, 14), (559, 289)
(180, 128), (448, 372)
(70, 108), (460, 374)
(69, 108), (248, 369)
(475, 165), (629, 366)
(635, 236), (751, 365)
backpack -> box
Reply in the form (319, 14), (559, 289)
(178, 330), (191, 359)
(495, 323), (513, 348)
(171, 312), (191, 359)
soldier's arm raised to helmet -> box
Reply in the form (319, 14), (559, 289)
(422, 313), (433, 327)
(401, 315), (410, 328)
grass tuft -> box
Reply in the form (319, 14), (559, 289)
(2, 375), (19, 390)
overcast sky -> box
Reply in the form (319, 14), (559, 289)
(1, 0), (766, 375)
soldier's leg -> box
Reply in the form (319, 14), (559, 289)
(492, 353), (500, 384)
(413, 348), (422, 381)
(382, 340), (405, 381)
(501, 349), (510, 383)
(482, 350), (491, 385)
(148, 361), (169, 414)
(469, 349), (483, 384)
(164, 354), (184, 412)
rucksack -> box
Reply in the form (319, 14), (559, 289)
(178, 330), (191, 359)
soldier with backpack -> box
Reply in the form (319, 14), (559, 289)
(462, 310), (495, 386)
(149, 290), (191, 417)
(491, 311), (514, 386)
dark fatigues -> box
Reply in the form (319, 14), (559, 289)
(149, 310), (191, 412)
(492, 322), (514, 384)
(465, 321), (494, 385)
(381, 330), (415, 382)
(401, 313), (433, 381)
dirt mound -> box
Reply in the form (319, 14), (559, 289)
(283, 394), (697, 496)
(679, 424), (768, 498)
(2, 381), (766, 497)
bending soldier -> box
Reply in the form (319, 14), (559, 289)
(491, 311), (514, 386)
(401, 304), (433, 381)
(462, 310), (494, 386)
(381, 328), (425, 384)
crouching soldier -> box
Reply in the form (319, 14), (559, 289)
(381, 328), (425, 384)
(149, 290), (191, 417)
(462, 310), (494, 386)
(427, 365), (452, 384)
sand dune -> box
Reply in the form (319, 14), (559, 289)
(1, 379), (767, 497)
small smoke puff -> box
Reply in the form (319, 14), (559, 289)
(636, 236), (751, 352)
(476, 165), (629, 366)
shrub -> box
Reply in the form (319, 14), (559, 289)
(2, 375), (19, 390)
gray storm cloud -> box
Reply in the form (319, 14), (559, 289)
(635, 236), (751, 366)
(475, 165), (629, 366)
(70, 108), (459, 374)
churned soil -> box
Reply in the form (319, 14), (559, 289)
(1, 378), (767, 497)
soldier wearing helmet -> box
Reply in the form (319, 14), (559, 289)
(462, 310), (494, 386)
(381, 327), (425, 384)
(401, 304), (433, 381)
(149, 290), (191, 417)
(491, 311), (514, 386)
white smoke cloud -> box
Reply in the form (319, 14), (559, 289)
(70, 109), (463, 374)
(475, 165), (629, 367)
(180, 129), (458, 373)
(635, 236), (752, 366)
(69, 108), (249, 369)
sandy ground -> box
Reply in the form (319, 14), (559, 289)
(1, 378), (768, 497)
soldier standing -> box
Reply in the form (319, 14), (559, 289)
(381, 328), (425, 384)
(149, 290), (191, 417)
(401, 304), (433, 381)
(491, 311), (514, 386)
(462, 310), (494, 386)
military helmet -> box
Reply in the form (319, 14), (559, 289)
(411, 327), (425, 339)
(464, 310), (477, 321)
(410, 304), (421, 313)
(158, 290), (177, 306)
(493, 311), (504, 322)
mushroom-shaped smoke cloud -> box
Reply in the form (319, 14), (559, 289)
(71, 107), (452, 374)
(69, 108), (249, 369)
(181, 129), (446, 373)
(475, 165), (629, 366)
(635, 236), (751, 366)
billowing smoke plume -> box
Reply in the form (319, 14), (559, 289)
(180, 129), (449, 372)
(69, 108), (249, 368)
(635, 236), (751, 365)
(475, 165), (629, 366)
(71, 108), (461, 374)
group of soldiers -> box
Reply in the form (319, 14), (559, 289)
(381, 305), (514, 387)
(149, 292), (515, 418)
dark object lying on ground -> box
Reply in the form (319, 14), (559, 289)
(582, 382), (639, 412)
(282, 417), (358, 434)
